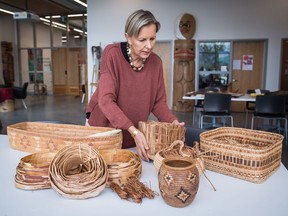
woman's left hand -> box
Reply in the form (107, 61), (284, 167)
(172, 119), (185, 126)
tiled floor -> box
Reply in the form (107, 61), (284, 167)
(1, 94), (287, 169)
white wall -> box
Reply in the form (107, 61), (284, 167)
(87, 0), (288, 98)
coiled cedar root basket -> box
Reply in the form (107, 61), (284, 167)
(15, 152), (56, 190)
(99, 149), (142, 187)
(49, 144), (108, 199)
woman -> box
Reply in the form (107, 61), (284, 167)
(86, 9), (184, 161)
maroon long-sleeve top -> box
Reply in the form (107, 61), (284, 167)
(87, 43), (177, 148)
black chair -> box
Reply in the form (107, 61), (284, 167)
(81, 84), (86, 104)
(193, 87), (221, 126)
(185, 126), (207, 147)
(13, 82), (28, 109)
(245, 89), (270, 128)
(200, 93), (233, 129)
(267, 90), (288, 113)
(251, 95), (287, 143)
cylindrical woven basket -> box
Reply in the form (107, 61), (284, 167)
(158, 157), (199, 208)
(154, 140), (205, 175)
(138, 121), (185, 160)
(200, 127), (284, 183)
(49, 144), (108, 199)
(7, 122), (122, 153)
(99, 149), (142, 187)
(15, 152), (56, 190)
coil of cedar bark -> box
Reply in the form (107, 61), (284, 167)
(126, 176), (155, 199)
(110, 182), (129, 200)
(122, 183), (143, 203)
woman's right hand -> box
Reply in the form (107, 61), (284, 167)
(128, 126), (150, 161)
(133, 130), (150, 161)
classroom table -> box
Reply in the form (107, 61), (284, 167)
(0, 134), (288, 216)
(183, 93), (255, 127)
(182, 93), (255, 102)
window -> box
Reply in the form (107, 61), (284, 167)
(199, 41), (231, 71)
(198, 41), (231, 89)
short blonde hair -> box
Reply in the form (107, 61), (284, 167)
(125, 9), (161, 37)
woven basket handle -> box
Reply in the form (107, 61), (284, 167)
(162, 140), (190, 157)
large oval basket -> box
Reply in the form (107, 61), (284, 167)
(7, 122), (122, 153)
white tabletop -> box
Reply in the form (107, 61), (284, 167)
(183, 93), (256, 102)
(1, 134), (288, 216)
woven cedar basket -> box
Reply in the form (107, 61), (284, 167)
(154, 140), (205, 175)
(7, 122), (122, 153)
(15, 152), (56, 190)
(158, 157), (199, 208)
(99, 149), (142, 187)
(138, 121), (185, 160)
(49, 144), (108, 199)
(200, 127), (284, 183)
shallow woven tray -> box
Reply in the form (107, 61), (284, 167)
(7, 122), (122, 153)
(99, 149), (142, 187)
(15, 152), (56, 190)
(138, 121), (185, 160)
(200, 127), (284, 183)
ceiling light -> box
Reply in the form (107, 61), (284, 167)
(73, 28), (87, 36)
(40, 17), (50, 22)
(41, 18), (67, 28)
(74, 0), (87, 7)
(68, 14), (87, 17)
(73, 28), (83, 33)
(45, 15), (61, 19)
(42, 22), (68, 31)
(52, 21), (66, 28)
(0, 8), (14, 15)
(45, 14), (86, 19)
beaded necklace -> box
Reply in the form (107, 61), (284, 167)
(126, 45), (146, 71)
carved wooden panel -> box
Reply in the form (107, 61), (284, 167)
(172, 39), (195, 112)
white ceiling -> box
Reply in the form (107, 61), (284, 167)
(0, 0), (86, 16)
(0, 0), (87, 29)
